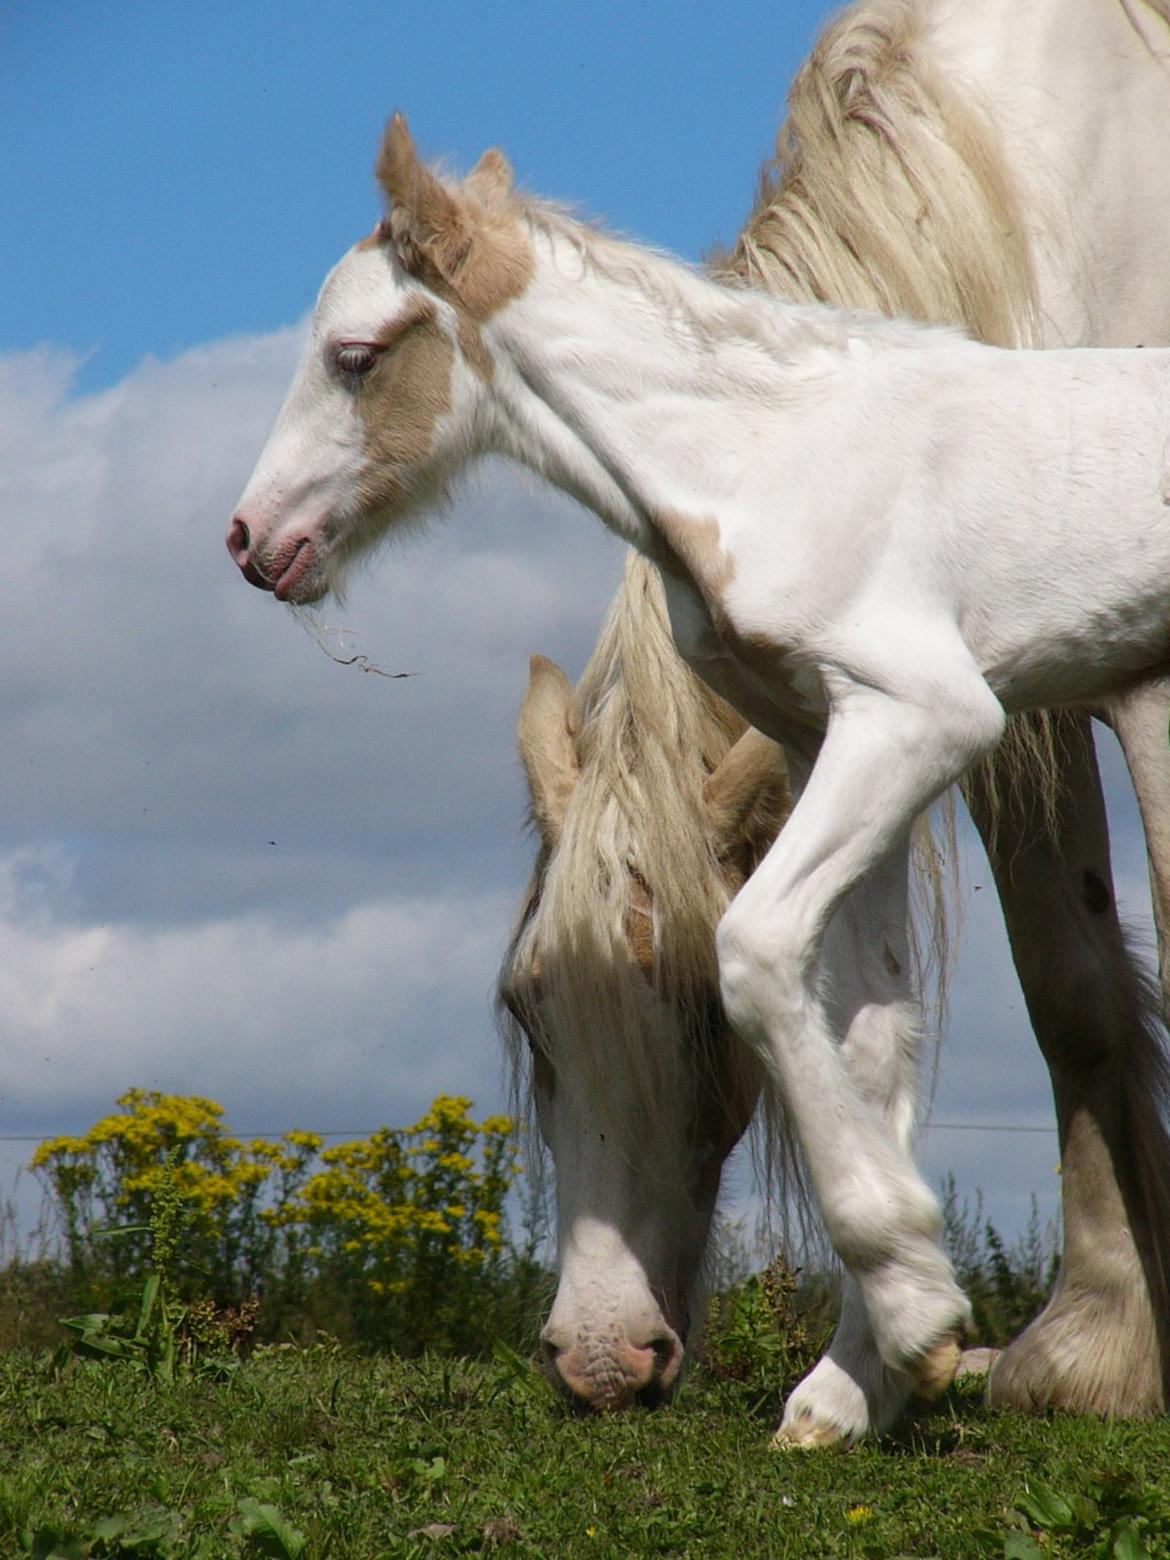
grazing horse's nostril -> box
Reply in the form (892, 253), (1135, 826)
(226, 516), (252, 565)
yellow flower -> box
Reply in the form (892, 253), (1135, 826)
(845, 1506), (874, 1526)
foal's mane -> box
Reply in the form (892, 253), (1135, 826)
(504, 0), (1052, 1203)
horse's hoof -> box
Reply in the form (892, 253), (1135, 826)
(771, 1409), (849, 1450)
(907, 1332), (962, 1403)
(989, 1296), (1165, 1417)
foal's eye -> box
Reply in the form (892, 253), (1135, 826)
(334, 343), (379, 380)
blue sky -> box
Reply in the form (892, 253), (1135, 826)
(3, 0), (824, 392)
(2, 0), (1154, 1246)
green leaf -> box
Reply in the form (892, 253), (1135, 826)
(1003, 1535), (1046, 1560)
(91, 1505), (181, 1547)
(59, 1312), (115, 1334)
(1016, 1484), (1077, 1530)
(90, 1223), (152, 1241)
(232, 1499), (307, 1559)
(1111, 1517), (1151, 1560)
(74, 1333), (144, 1362)
(24, 1529), (83, 1560)
(133, 1273), (162, 1341)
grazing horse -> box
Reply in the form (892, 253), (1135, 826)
(503, 0), (1170, 1447)
(227, 0), (1170, 1446)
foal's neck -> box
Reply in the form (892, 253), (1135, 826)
(486, 220), (853, 549)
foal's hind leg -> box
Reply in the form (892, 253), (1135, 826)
(965, 711), (1170, 1416)
(718, 672), (1005, 1443)
(776, 848), (949, 1446)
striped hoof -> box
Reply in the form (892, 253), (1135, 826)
(907, 1332), (962, 1403)
(771, 1409), (851, 1450)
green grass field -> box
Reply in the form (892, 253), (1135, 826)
(3, 1344), (1169, 1559)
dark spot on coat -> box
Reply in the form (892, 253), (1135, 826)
(1083, 869), (1110, 916)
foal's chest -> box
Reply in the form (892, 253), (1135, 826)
(655, 548), (828, 742)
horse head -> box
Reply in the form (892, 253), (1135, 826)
(501, 617), (791, 1410)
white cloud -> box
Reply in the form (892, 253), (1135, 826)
(0, 842), (513, 1132)
(0, 329), (621, 1162)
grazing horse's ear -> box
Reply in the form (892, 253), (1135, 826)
(465, 148), (515, 206)
(518, 655), (579, 848)
(704, 728), (791, 858)
(376, 112), (475, 282)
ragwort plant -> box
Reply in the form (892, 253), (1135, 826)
(31, 1090), (319, 1311)
(30, 1089), (539, 1356)
(272, 1095), (530, 1353)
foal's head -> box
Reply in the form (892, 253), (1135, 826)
(227, 116), (531, 601)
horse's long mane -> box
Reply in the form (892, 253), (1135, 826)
(502, 554), (789, 1195)
(717, 0), (1041, 346)
(505, 0), (1053, 1219)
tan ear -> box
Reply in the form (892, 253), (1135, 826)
(375, 112), (473, 281)
(465, 147), (515, 206)
(518, 655), (579, 848)
(704, 728), (791, 856)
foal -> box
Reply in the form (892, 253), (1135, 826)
(229, 117), (1170, 1407)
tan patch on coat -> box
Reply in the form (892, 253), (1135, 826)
(354, 299), (455, 512)
(650, 510), (736, 635)
(379, 202), (533, 383)
(427, 213), (534, 383)
(356, 217), (394, 252)
(624, 866), (655, 978)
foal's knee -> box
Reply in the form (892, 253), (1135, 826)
(716, 900), (807, 1049)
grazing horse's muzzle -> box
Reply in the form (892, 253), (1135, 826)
(540, 1322), (686, 1412)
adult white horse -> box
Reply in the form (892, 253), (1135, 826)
(502, 0), (1170, 1449)
(227, 0), (1170, 1446)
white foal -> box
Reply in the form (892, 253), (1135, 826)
(229, 118), (1170, 1416)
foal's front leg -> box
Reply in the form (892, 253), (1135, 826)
(717, 676), (1005, 1442)
(776, 845), (937, 1445)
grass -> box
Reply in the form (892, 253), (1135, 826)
(3, 1344), (1170, 1558)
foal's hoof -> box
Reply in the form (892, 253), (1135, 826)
(771, 1409), (849, 1451)
(906, 1332), (962, 1403)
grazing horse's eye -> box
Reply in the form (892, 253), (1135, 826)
(334, 342), (380, 380)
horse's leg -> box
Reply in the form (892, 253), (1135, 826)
(717, 672), (1005, 1444)
(776, 845), (936, 1445)
(964, 712), (1170, 1415)
(1109, 679), (1170, 1010)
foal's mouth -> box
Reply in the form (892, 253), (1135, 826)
(272, 537), (326, 604)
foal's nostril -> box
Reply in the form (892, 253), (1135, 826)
(226, 516), (252, 565)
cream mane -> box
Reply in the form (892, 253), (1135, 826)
(501, 553), (788, 1191)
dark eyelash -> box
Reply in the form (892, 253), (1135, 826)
(334, 343), (379, 378)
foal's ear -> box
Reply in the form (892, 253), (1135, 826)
(465, 147), (515, 206)
(376, 112), (475, 282)
(518, 655), (579, 848)
(704, 728), (791, 859)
